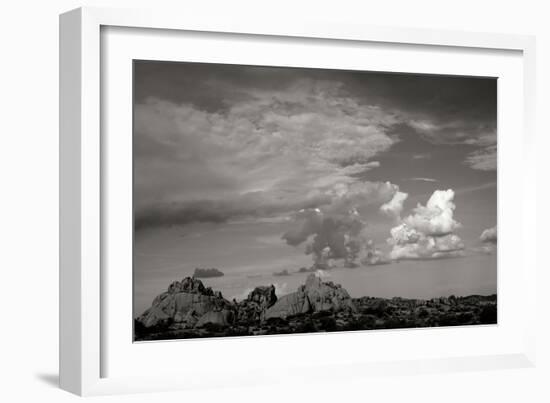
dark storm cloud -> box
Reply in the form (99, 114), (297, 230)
(345, 73), (497, 171)
(280, 181), (401, 267)
(135, 61), (497, 173)
(135, 191), (334, 230)
(135, 201), (229, 230)
(134, 61), (497, 125)
(133, 61), (496, 233)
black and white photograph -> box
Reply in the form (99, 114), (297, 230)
(133, 61), (498, 341)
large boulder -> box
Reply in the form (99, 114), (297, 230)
(303, 274), (356, 313)
(174, 309), (199, 327)
(166, 277), (213, 295)
(247, 285), (277, 307)
(235, 285), (277, 324)
(137, 274), (356, 329)
(138, 306), (171, 328)
(264, 292), (309, 319)
(137, 277), (231, 328)
(265, 274), (356, 320)
(196, 309), (234, 328)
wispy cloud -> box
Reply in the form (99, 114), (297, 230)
(412, 153), (431, 160)
(408, 119), (496, 171)
(135, 79), (405, 230)
(465, 144), (497, 171)
(454, 181), (497, 195)
(408, 177), (438, 183)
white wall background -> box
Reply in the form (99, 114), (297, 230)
(0, 0), (548, 401)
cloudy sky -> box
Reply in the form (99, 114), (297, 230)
(133, 60), (497, 308)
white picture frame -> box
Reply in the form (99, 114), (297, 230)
(59, 6), (538, 396)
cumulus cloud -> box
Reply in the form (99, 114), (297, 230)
(380, 191), (408, 221)
(388, 229), (464, 260)
(314, 269), (331, 279)
(387, 189), (465, 260)
(135, 79), (404, 229)
(480, 225), (497, 244)
(403, 189), (461, 236)
(359, 240), (390, 266)
(282, 181), (401, 268)
(282, 208), (324, 247)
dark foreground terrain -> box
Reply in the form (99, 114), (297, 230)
(134, 274), (497, 341)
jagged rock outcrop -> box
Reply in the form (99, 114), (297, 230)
(167, 276), (212, 295)
(265, 274), (356, 320)
(235, 285), (277, 324)
(136, 274), (356, 330)
(134, 273), (497, 341)
(196, 309), (235, 328)
(247, 285), (277, 307)
(137, 277), (231, 328)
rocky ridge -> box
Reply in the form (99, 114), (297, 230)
(135, 274), (497, 341)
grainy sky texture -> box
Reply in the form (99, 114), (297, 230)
(133, 61), (497, 311)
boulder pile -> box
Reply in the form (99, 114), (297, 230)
(136, 274), (356, 330)
(137, 277), (231, 328)
(265, 274), (356, 319)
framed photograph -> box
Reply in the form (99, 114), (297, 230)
(60, 7), (537, 396)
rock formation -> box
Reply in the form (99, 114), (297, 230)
(134, 273), (497, 341)
(134, 272), (497, 342)
(136, 273), (355, 329)
(137, 277), (231, 328)
(235, 285), (278, 324)
(195, 309), (235, 328)
(265, 274), (356, 319)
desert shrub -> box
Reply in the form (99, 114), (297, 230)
(202, 322), (226, 333)
(418, 308), (429, 318)
(134, 318), (172, 338)
(265, 317), (288, 326)
(319, 316), (337, 331)
(358, 314), (377, 329)
(438, 314), (457, 326)
(296, 319), (316, 333)
(312, 310), (333, 319)
(480, 305), (497, 324)
(380, 316), (419, 329)
(364, 300), (388, 316)
(456, 311), (474, 324)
